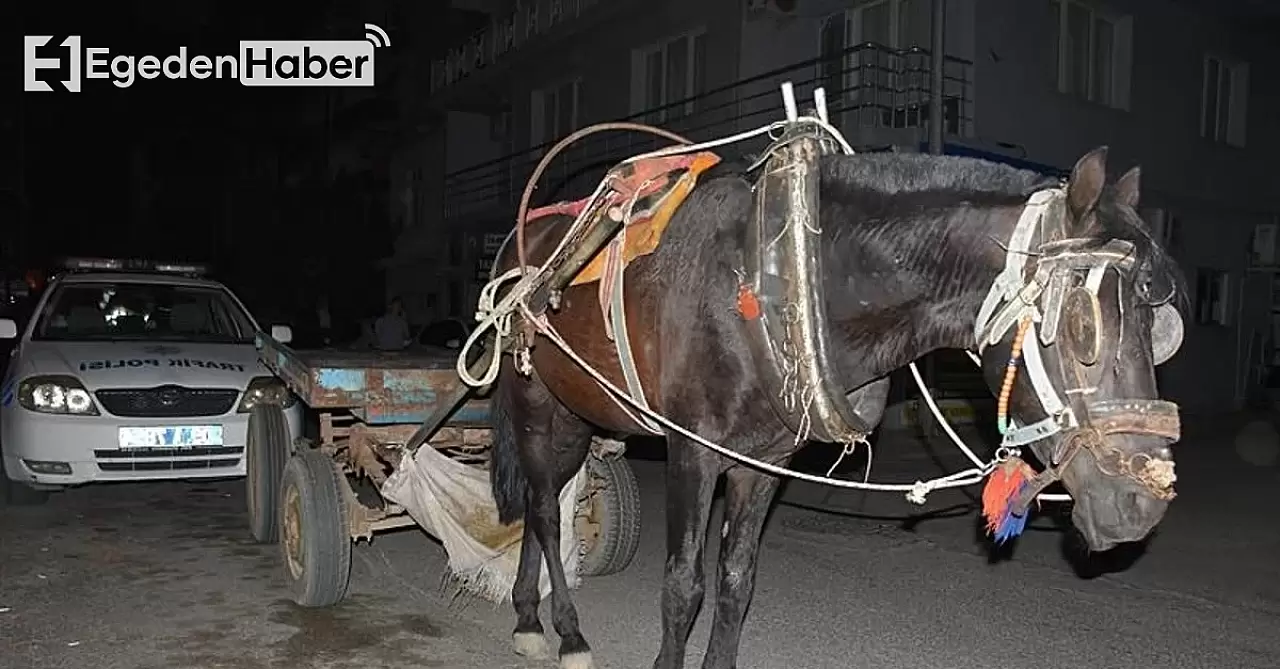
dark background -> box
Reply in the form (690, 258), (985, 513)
(5, 1), (487, 339)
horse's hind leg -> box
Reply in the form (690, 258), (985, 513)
(699, 466), (782, 669)
(500, 368), (596, 668)
(510, 517), (551, 659)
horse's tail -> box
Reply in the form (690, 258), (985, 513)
(489, 362), (528, 525)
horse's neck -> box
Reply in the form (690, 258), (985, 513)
(823, 200), (1023, 388)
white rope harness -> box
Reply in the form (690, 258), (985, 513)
(457, 82), (1071, 506)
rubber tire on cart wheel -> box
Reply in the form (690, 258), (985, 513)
(577, 454), (642, 577)
(246, 404), (290, 543)
(278, 448), (352, 608)
(0, 445), (50, 507)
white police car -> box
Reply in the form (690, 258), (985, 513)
(0, 258), (303, 504)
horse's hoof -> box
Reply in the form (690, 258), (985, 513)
(512, 632), (551, 659)
(560, 651), (594, 669)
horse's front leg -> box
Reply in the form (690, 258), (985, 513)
(652, 438), (721, 669)
(699, 465), (782, 669)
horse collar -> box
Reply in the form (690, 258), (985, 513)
(737, 120), (873, 446)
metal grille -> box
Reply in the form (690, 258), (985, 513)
(93, 446), (244, 473)
(95, 386), (240, 418)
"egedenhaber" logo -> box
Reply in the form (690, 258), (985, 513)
(22, 23), (390, 92)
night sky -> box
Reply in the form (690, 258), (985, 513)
(13, 1), (409, 319)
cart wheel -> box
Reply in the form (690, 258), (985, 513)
(246, 405), (290, 543)
(576, 453), (641, 577)
(278, 448), (352, 608)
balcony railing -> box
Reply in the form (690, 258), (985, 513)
(442, 43), (974, 222)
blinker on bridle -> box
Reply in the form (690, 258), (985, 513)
(975, 188), (1183, 540)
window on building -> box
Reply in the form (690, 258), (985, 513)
(1194, 268), (1231, 326)
(1250, 221), (1277, 268)
(1049, 0), (1132, 110)
(1201, 55), (1249, 147)
(818, 1), (963, 132)
(630, 30), (708, 124)
(529, 78), (580, 147)
(819, 0), (931, 95)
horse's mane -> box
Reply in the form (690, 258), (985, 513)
(1094, 187), (1190, 312)
(815, 152), (1187, 311)
(818, 152), (1056, 202)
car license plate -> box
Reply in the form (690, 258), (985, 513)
(118, 425), (224, 449)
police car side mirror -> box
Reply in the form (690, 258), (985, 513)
(270, 324), (293, 344)
(0, 318), (16, 340)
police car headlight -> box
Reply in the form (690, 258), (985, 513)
(238, 376), (296, 412)
(17, 375), (100, 416)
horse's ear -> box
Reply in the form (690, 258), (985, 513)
(1114, 166), (1141, 209)
(1066, 146), (1108, 223)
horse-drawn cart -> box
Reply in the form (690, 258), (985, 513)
(244, 335), (642, 608)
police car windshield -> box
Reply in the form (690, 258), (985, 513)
(31, 282), (255, 344)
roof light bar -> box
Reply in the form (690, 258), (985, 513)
(150, 262), (210, 275)
(59, 257), (211, 276)
(62, 257), (124, 271)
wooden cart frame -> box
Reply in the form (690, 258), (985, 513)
(247, 335), (642, 607)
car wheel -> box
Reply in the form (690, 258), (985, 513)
(0, 447), (50, 506)
(246, 405), (290, 543)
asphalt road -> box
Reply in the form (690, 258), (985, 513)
(1, 427), (1278, 669)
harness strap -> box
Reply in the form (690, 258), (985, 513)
(1022, 320), (1068, 418)
(1084, 263), (1107, 293)
(974, 189), (1062, 348)
(589, 222), (664, 435)
(606, 248), (664, 435)
(973, 188), (1079, 449)
(599, 225), (625, 340)
(1000, 319), (1075, 447)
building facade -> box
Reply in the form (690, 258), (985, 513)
(395, 0), (1280, 413)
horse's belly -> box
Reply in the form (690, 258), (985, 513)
(529, 280), (661, 435)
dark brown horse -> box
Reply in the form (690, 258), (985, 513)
(487, 146), (1185, 669)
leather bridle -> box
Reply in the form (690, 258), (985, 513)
(975, 189), (1183, 516)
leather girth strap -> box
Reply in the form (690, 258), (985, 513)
(601, 227), (664, 434)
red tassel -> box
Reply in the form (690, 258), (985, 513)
(982, 458), (1035, 535)
(736, 284), (761, 320)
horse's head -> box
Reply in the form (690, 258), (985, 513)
(977, 146), (1186, 553)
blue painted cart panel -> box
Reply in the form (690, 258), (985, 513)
(255, 334), (492, 426)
